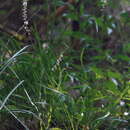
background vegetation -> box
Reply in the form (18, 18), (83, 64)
(0, 0), (130, 129)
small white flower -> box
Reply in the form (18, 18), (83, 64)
(23, 2), (27, 6)
(81, 113), (84, 116)
(24, 26), (27, 29)
(101, 104), (105, 108)
(42, 43), (49, 49)
(124, 112), (129, 116)
(107, 27), (113, 35)
(120, 100), (125, 106)
(24, 21), (29, 25)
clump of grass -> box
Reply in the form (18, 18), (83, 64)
(0, 0), (130, 129)
(0, 33), (130, 129)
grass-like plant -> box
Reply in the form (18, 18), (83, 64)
(0, 0), (130, 129)
(0, 30), (130, 129)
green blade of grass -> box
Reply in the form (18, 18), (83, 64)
(0, 46), (29, 75)
(0, 80), (24, 110)
(24, 88), (39, 112)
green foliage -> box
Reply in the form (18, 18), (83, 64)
(0, 0), (130, 129)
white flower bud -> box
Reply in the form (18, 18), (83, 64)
(124, 112), (129, 116)
(24, 21), (29, 25)
(120, 100), (125, 106)
(23, 2), (27, 6)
